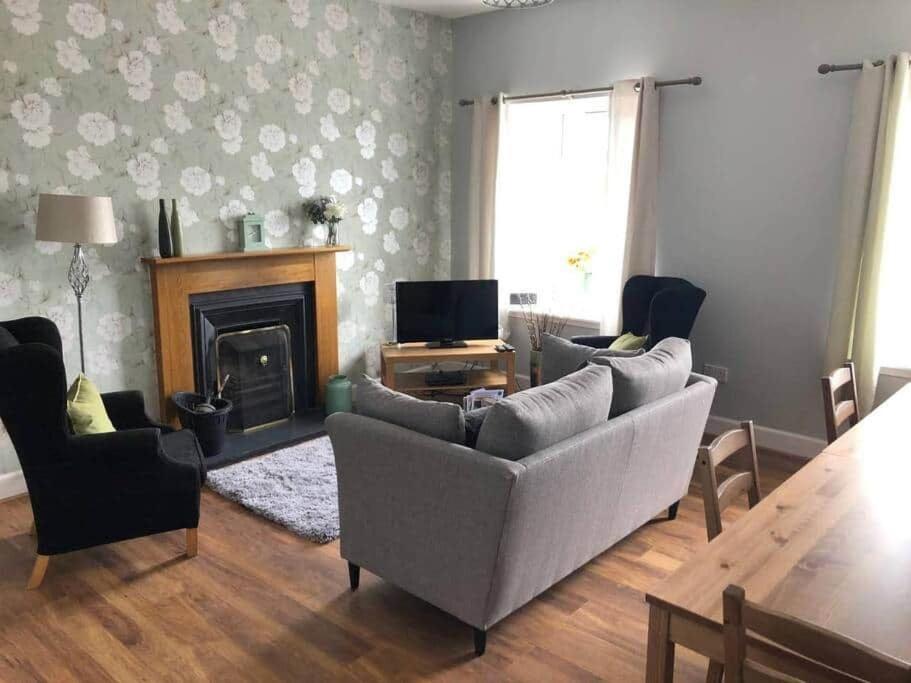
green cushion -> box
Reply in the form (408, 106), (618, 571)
(608, 332), (648, 351)
(67, 374), (116, 435)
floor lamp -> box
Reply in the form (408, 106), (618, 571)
(36, 194), (118, 374)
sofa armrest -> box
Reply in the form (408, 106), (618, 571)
(571, 334), (618, 349)
(326, 412), (524, 629)
(101, 390), (173, 432)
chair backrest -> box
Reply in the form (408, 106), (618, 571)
(620, 275), (706, 347)
(0, 318), (70, 470)
(821, 361), (859, 444)
(695, 421), (762, 541)
(723, 584), (911, 683)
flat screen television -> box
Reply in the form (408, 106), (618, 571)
(395, 280), (498, 347)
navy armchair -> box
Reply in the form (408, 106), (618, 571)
(0, 316), (206, 589)
(572, 275), (706, 350)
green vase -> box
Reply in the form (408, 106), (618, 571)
(325, 374), (353, 415)
(170, 198), (184, 257)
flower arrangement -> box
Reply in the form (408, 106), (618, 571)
(304, 196), (346, 245)
(567, 249), (593, 273)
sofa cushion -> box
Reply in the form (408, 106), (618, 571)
(476, 363), (613, 461)
(464, 406), (490, 448)
(590, 337), (692, 417)
(608, 332), (648, 351)
(541, 333), (643, 384)
(66, 373), (116, 435)
(356, 376), (466, 444)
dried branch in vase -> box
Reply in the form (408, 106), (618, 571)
(519, 303), (568, 352)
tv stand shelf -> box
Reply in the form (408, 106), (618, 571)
(380, 340), (517, 398)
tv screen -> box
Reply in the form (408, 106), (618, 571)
(396, 280), (498, 344)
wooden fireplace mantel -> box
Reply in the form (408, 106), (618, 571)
(142, 246), (350, 424)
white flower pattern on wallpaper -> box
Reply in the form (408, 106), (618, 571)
(10, 92), (52, 148)
(0, 0), (452, 476)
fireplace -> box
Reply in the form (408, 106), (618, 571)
(217, 325), (294, 431)
(189, 283), (316, 432)
(142, 246), (348, 467)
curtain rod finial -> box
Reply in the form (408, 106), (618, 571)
(692, 76), (703, 86)
(818, 64), (833, 75)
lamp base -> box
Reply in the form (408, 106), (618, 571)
(68, 243), (89, 374)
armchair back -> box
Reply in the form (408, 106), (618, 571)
(621, 275), (706, 348)
(0, 319), (70, 470)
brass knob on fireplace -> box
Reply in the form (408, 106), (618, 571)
(259, 354), (269, 367)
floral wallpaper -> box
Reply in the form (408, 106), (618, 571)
(0, 0), (453, 475)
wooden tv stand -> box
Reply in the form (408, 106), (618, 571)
(380, 340), (517, 397)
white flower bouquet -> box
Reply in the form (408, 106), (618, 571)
(304, 196), (346, 246)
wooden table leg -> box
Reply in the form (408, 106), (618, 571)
(705, 660), (723, 683)
(505, 352), (516, 394)
(646, 603), (675, 682)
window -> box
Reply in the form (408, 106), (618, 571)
(496, 95), (623, 325)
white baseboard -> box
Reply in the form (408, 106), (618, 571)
(0, 470), (26, 501)
(705, 415), (824, 460)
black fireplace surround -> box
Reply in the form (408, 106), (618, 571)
(189, 283), (317, 429)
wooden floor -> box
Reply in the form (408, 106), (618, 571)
(0, 450), (801, 682)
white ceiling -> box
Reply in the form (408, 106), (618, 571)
(373, 0), (498, 19)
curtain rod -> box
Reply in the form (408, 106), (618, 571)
(457, 76), (702, 107)
(818, 60), (886, 74)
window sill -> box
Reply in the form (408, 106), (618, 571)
(507, 310), (601, 331)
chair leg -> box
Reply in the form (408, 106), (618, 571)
(668, 501), (680, 521)
(706, 660), (724, 683)
(348, 562), (360, 591)
(186, 528), (198, 558)
(26, 555), (49, 590)
(473, 628), (487, 656)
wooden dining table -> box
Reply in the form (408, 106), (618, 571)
(645, 384), (911, 681)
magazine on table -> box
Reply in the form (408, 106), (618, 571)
(463, 388), (504, 412)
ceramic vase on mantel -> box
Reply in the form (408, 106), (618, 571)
(170, 199), (184, 257)
(529, 349), (543, 388)
(158, 199), (173, 258)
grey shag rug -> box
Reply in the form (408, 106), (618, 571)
(206, 436), (339, 543)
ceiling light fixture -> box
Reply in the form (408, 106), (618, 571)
(482, 0), (554, 8)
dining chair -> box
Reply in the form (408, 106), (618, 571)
(821, 361), (859, 444)
(695, 421), (762, 542)
(722, 584), (911, 682)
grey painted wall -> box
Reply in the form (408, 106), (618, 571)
(452, 0), (911, 439)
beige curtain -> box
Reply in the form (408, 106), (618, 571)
(467, 96), (503, 280)
(600, 78), (661, 333)
(825, 55), (911, 413)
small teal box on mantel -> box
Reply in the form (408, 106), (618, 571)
(239, 213), (268, 252)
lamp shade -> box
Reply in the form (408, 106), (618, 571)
(36, 194), (118, 245)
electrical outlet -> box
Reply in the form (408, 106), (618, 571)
(703, 363), (729, 384)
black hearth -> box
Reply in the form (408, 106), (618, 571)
(188, 284), (324, 466)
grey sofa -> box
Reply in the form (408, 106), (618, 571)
(327, 373), (716, 655)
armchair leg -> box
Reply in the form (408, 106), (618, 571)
(348, 562), (360, 591)
(26, 555), (49, 590)
(186, 528), (198, 558)
(668, 501), (680, 521)
(473, 628), (487, 656)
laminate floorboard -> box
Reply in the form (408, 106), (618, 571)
(0, 449), (801, 681)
